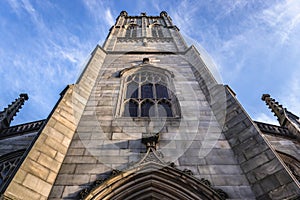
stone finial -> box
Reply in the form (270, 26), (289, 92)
(20, 93), (29, 101)
(261, 94), (284, 123)
(261, 94), (270, 101)
(160, 11), (168, 17)
(0, 93), (29, 130)
(120, 11), (128, 17)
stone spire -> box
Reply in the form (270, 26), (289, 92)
(262, 94), (300, 138)
(262, 94), (285, 125)
(0, 93), (28, 130)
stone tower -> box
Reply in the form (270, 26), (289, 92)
(2, 11), (300, 199)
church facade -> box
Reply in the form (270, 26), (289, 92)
(0, 11), (299, 199)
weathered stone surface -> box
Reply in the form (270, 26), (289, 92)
(55, 174), (90, 185)
(22, 158), (50, 180)
(4, 46), (107, 199)
(5, 182), (41, 200)
(23, 174), (52, 196)
(5, 11), (299, 200)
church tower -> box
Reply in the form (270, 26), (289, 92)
(2, 11), (299, 199)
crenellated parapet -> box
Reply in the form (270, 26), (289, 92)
(103, 11), (187, 52)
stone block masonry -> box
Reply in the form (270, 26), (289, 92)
(3, 46), (107, 199)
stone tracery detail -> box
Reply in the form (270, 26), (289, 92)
(277, 151), (300, 181)
(119, 65), (180, 118)
(79, 140), (228, 200)
(0, 149), (25, 188)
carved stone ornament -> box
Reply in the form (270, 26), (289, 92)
(80, 144), (228, 200)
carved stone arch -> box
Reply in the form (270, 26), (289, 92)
(84, 162), (226, 200)
(160, 11), (168, 17)
(124, 23), (139, 29)
(276, 150), (300, 181)
(149, 22), (162, 28)
(120, 11), (128, 17)
(120, 64), (174, 79)
(117, 64), (180, 118)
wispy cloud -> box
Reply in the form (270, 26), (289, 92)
(165, 0), (300, 122)
(105, 9), (114, 26)
(0, 0), (104, 124)
(1, 0), (299, 126)
(256, 0), (300, 44)
(254, 113), (279, 125)
(7, 0), (47, 32)
(281, 69), (300, 116)
(81, 0), (114, 44)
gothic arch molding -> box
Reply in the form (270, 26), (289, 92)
(84, 162), (226, 200)
(117, 64), (181, 118)
(276, 150), (300, 181)
(119, 64), (174, 79)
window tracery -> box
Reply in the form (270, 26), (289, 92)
(150, 23), (163, 38)
(119, 67), (179, 118)
(125, 20), (139, 38)
(0, 149), (25, 187)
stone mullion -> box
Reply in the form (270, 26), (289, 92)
(138, 73), (142, 117)
(152, 82), (158, 117)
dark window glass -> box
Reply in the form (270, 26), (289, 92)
(158, 28), (163, 37)
(132, 29), (137, 37)
(152, 29), (157, 37)
(158, 102), (173, 117)
(156, 84), (169, 98)
(123, 71), (178, 118)
(126, 75), (133, 82)
(141, 101), (155, 117)
(125, 29), (131, 37)
(125, 100), (138, 117)
(141, 83), (153, 98)
(126, 82), (138, 98)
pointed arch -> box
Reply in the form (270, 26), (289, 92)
(118, 64), (181, 118)
(276, 150), (300, 181)
(84, 162), (226, 200)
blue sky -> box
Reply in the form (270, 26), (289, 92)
(0, 0), (299, 126)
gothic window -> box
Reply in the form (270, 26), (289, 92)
(149, 19), (163, 38)
(124, 100), (138, 117)
(141, 100), (155, 117)
(277, 151), (300, 182)
(158, 101), (173, 117)
(141, 83), (153, 98)
(0, 149), (25, 187)
(156, 84), (168, 98)
(121, 68), (179, 118)
(151, 25), (163, 38)
(125, 20), (138, 38)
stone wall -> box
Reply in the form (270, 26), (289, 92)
(3, 46), (107, 199)
(264, 134), (300, 160)
(49, 52), (256, 199)
(0, 133), (37, 157)
(184, 45), (300, 199)
(222, 88), (300, 199)
(113, 38), (178, 52)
